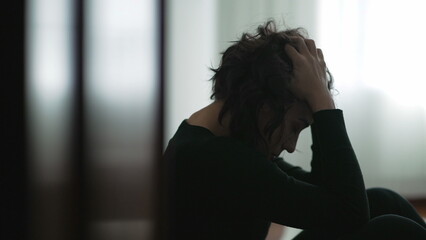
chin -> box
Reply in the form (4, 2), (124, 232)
(284, 147), (295, 153)
(272, 150), (282, 158)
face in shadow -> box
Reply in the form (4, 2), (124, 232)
(266, 101), (313, 157)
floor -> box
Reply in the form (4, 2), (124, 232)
(265, 200), (426, 240)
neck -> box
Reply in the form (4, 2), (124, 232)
(188, 100), (275, 159)
(187, 100), (230, 137)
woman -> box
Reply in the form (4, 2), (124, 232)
(163, 21), (426, 239)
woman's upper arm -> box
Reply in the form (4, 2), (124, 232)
(227, 110), (369, 235)
(236, 160), (366, 233)
(273, 123), (323, 185)
(273, 158), (312, 183)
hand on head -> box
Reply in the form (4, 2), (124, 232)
(284, 37), (335, 113)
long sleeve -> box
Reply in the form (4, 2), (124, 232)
(309, 121), (323, 184)
(273, 121), (322, 185)
(216, 110), (370, 235)
(167, 110), (370, 238)
(273, 158), (311, 183)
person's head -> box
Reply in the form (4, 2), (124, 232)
(210, 20), (333, 159)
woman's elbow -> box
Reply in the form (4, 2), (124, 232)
(338, 203), (370, 233)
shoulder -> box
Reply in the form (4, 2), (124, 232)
(171, 133), (267, 168)
(165, 120), (275, 173)
(181, 135), (262, 162)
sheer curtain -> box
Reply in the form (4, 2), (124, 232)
(315, 0), (426, 197)
(165, 0), (426, 197)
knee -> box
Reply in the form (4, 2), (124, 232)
(367, 187), (398, 196)
(342, 215), (426, 240)
(366, 187), (400, 202)
(364, 214), (426, 239)
(366, 187), (408, 217)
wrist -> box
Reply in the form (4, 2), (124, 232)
(307, 92), (335, 113)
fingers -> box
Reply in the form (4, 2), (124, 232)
(316, 48), (326, 68)
(284, 44), (300, 63)
(317, 48), (324, 60)
(285, 37), (325, 67)
(304, 39), (318, 57)
(287, 37), (321, 58)
(288, 36), (310, 55)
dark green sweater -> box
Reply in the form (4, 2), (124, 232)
(164, 109), (369, 239)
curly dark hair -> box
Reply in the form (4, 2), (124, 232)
(210, 20), (333, 153)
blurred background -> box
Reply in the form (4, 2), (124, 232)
(3, 0), (425, 240)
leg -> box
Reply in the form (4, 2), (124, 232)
(293, 215), (426, 240)
(293, 188), (426, 239)
(367, 187), (426, 228)
(342, 214), (426, 240)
